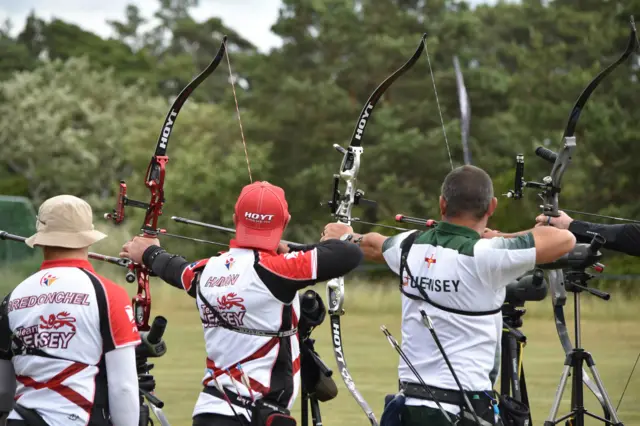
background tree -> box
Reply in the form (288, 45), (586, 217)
(1, 0), (639, 284)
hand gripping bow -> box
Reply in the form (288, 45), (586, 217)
(105, 38), (228, 330)
(324, 35), (427, 426)
(506, 17), (638, 419)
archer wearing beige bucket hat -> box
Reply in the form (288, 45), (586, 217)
(25, 195), (106, 249)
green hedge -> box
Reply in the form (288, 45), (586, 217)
(0, 196), (37, 264)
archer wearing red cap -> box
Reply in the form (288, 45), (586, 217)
(121, 181), (362, 426)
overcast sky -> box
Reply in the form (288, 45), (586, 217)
(0, 0), (492, 53)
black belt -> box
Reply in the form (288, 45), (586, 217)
(11, 403), (48, 426)
(202, 386), (290, 415)
(400, 382), (494, 406)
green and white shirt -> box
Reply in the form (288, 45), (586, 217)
(382, 222), (536, 413)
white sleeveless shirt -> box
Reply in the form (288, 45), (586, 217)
(382, 224), (536, 414)
(184, 247), (313, 420)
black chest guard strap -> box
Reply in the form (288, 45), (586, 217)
(399, 231), (501, 317)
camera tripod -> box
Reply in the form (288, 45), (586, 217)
(544, 270), (622, 426)
(138, 357), (170, 426)
(299, 290), (337, 426)
(500, 302), (533, 425)
(137, 316), (171, 426)
(300, 337), (331, 426)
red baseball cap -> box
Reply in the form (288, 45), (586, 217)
(233, 181), (289, 252)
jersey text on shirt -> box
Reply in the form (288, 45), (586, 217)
(404, 276), (460, 292)
(8, 292), (91, 312)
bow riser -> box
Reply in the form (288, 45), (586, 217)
(105, 37), (229, 331)
(133, 269), (152, 330)
(334, 146), (363, 224)
(142, 156), (168, 235)
(540, 136), (575, 217)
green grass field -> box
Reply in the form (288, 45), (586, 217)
(144, 283), (640, 426)
(1, 254), (638, 426)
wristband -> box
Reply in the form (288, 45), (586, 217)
(142, 245), (166, 268)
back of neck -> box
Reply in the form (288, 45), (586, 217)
(43, 247), (89, 262)
(442, 216), (485, 235)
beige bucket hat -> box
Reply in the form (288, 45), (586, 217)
(25, 195), (107, 249)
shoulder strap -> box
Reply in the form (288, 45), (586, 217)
(0, 292), (13, 355)
(80, 269), (116, 353)
(399, 231), (501, 317)
(196, 251), (297, 338)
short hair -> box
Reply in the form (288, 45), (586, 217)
(441, 165), (494, 219)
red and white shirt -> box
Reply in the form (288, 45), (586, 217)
(1, 259), (140, 426)
(180, 246), (318, 420)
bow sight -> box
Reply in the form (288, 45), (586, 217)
(326, 144), (377, 222)
(504, 143), (574, 218)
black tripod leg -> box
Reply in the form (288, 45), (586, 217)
(500, 331), (511, 397)
(520, 364), (532, 425)
(510, 334), (522, 402)
(501, 331), (522, 401)
(139, 402), (150, 426)
(310, 396), (323, 426)
(301, 391), (309, 426)
(572, 350), (585, 426)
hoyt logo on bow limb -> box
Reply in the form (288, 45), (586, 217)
(244, 212), (275, 224)
(331, 322), (357, 392)
(354, 103), (374, 141)
(159, 110), (178, 150)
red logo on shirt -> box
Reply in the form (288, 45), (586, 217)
(203, 292), (247, 328)
(217, 293), (246, 310)
(39, 311), (77, 332)
(14, 311), (78, 350)
(425, 254), (437, 268)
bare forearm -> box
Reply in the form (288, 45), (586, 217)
(353, 232), (388, 263)
(492, 229), (535, 238)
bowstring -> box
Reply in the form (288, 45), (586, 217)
(616, 350), (640, 411)
(424, 37), (454, 171)
(224, 40), (253, 183)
